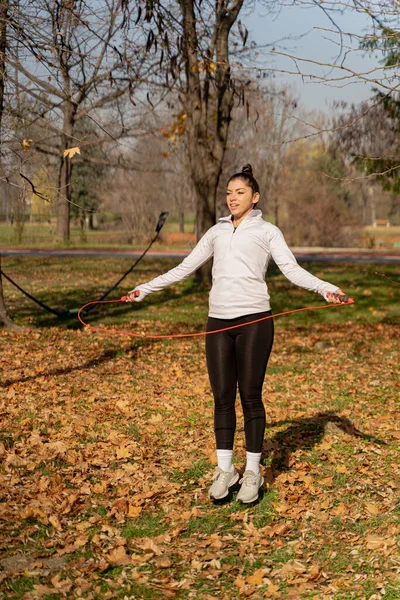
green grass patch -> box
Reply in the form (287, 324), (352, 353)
(122, 510), (166, 539)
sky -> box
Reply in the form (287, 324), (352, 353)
(244, 2), (385, 112)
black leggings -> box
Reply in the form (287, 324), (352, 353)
(206, 311), (274, 453)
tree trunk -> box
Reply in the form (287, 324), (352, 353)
(79, 208), (87, 242)
(192, 172), (218, 282)
(56, 103), (75, 242)
(0, 0), (15, 328)
(56, 147), (72, 242)
(0, 280), (16, 328)
(0, 0), (7, 137)
(0, 256), (21, 329)
(179, 210), (184, 233)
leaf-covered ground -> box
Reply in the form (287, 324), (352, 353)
(0, 258), (399, 599)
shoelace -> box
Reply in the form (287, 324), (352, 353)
(239, 473), (259, 486)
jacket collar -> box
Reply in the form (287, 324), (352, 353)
(218, 209), (262, 223)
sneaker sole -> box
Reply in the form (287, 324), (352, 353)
(209, 473), (240, 500)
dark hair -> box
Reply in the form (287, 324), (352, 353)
(227, 164), (260, 195)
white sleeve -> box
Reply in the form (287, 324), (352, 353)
(132, 228), (214, 301)
(268, 226), (338, 300)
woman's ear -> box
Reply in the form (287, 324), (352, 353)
(252, 192), (260, 206)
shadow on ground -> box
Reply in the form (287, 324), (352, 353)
(0, 339), (155, 388)
(262, 411), (385, 483)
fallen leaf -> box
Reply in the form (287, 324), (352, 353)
(335, 464), (348, 474)
(137, 538), (163, 555)
(234, 575), (247, 591)
(280, 560), (307, 578)
(127, 504), (142, 517)
(307, 564), (321, 581)
(116, 444), (133, 459)
(51, 574), (72, 592)
(155, 556), (172, 568)
(49, 515), (62, 531)
(33, 584), (58, 595)
(365, 503), (380, 515)
(366, 535), (396, 550)
(247, 567), (267, 585)
(46, 441), (68, 456)
(107, 545), (131, 565)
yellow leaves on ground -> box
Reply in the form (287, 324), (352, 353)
(63, 146), (81, 159)
(115, 443), (135, 459)
(49, 515), (62, 531)
(115, 399), (135, 416)
(107, 545), (131, 565)
(366, 535), (396, 550)
(246, 567), (269, 585)
(365, 502), (381, 515)
(127, 503), (142, 517)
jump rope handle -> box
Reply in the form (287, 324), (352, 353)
(327, 292), (354, 304)
(120, 291), (140, 302)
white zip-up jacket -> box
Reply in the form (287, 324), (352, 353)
(133, 210), (338, 318)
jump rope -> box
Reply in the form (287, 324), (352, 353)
(77, 292), (355, 339)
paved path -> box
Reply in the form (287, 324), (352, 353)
(1, 247), (400, 263)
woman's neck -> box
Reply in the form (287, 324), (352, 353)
(232, 207), (254, 228)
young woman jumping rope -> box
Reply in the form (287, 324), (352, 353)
(126, 165), (347, 503)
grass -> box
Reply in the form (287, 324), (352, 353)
(1, 217), (400, 249)
(0, 214), (196, 249)
(1, 255), (399, 330)
(122, 511), (167, 540)
(0, 258), (399, 599)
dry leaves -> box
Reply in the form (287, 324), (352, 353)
(0, 315), (399, 598)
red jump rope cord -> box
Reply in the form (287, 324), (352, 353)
(77, 297), (354, 339)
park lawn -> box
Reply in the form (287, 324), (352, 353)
(0, 216), (196, 250)
(1, 220), (399, 250)
(0, 257), (399, 599)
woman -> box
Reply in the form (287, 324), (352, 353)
(126, 165), (346, 503)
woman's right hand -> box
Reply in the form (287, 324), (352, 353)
(126, 290), (141, 302)
(326, 289), (353, 304)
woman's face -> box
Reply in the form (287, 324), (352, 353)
(226, 178), (259, 220)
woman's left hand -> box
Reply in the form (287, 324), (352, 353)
(326, 288), (348, 304)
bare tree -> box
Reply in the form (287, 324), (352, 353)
(145, 0), (255, 280)
(6, 0), (152, 241)
(0, 0), (19, 328)
(222, 84), (301, 225)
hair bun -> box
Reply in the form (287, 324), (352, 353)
(241, 164), (253, 176)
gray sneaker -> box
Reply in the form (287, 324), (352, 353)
(208, 467), (239, 500)
(236, 470), (264, 503)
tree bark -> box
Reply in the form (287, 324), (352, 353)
(0, 256), (21, 329)
(88, 212), (94, 230)
(0, 0), (15, 328)
(0, 0), (7, 134)
(56, 102), (76, 242)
